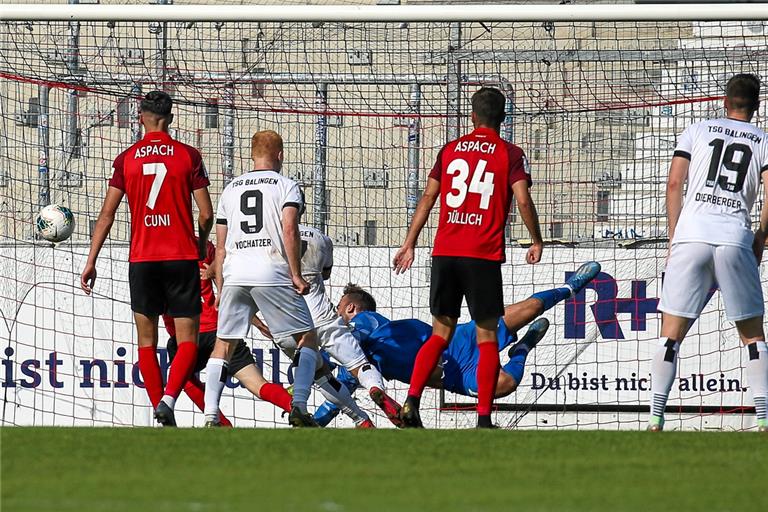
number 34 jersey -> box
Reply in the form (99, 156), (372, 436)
(673, 118), (768, 249)
(429, 127), (532, 262)
(215, 170), (303, 286)
(109, 131), (210, 263)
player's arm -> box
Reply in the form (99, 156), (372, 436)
(512, 180), (543, 264)
(193, 187), (214, 260)
(81, 186), (123, 294)
(393, 177), (440, 274)
(753, 169), (768, 263)
(322, 236), (333, 281)
(665, 156), (690, 247)
(213, 223), (227, 308)
(282, 205), (310, 294)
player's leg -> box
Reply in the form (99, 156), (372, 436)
(314, 366), (361, 427)
(204, 285), (256, 426)
(502, 261), (601, 333)
(156, 260), (203, 425)
(183, 374), (232, 427)
(402, 256), (460, 428)
(651, 242), (714, 431)
(498, 317), (550, 397)
(715, 245), (767, 432)
(179, 332), (231, 426)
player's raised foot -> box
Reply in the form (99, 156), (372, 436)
(288, 407), (320, 428)
(369, 387), (404, 428)
(399, 396), (424, 428)
(647, 416), (664, 432)
(508, 318), (550, 358)
(153, 401), (176, 427)
(356, 419), (376, 429)
(564, 261), (601, 296)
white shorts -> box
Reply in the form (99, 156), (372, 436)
(659, 242), (764, 322)
(274, 317), (368, 370)
(217, 285), (314, 340)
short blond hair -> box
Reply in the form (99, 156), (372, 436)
(251, 130), (284, 160)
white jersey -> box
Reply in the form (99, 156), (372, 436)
(299, 224), (336, 327)
(216, 170), (303, 286)
(672, 118), (768, 249)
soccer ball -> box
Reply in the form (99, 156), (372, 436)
(36, 204), (75, 243)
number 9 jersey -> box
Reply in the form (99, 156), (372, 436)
(109, 131), (210, 262)
(672, 118), (768, 249)
(215, 169), (303, 286)
(429, 126), (532, 262)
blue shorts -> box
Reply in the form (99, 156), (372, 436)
(441, 319), (517, 396)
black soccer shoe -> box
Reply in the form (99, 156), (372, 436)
(154, 401), (177, 427)
(508, 317), (550, 358)
(288, 407), (320, 428)
(476, 415), (500, 429)
(399, 396), (424, 429)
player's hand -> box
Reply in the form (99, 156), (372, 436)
(292, 275), (310, 295)
(256, 323), (273, 340)
(80, 263), (97, 295)
(392, 245), (415, 274)
(753, 231), (766, 264)
(526, 242), (543, 264)
(200, 263), (214, 280)
(214, 293), (220, 311)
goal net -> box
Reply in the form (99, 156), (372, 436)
(1, 2), (766, 430)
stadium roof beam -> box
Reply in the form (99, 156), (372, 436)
(426, 47), (767, 63)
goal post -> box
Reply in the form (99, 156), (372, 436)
(1, 2), (766, 430)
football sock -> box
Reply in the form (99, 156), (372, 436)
(314, 400), (341, 427)
(203, 358), (228, 421)
(408, 335), (449, 399)
(530, 287), (572, 312)
(650, 338), (680, 424)
(164, 340), (198, 403)
(183, 377), (232, 427)
(745, 341), (768, 426)
(502, 344), (530, 385)
(258, 382), (292, 413)
(356, 362), (385, 391)
(137, 346), (164, 408)
(315, 374), (370, 424)
(476, 341), (500, 417)
(292, 347), (320, 414)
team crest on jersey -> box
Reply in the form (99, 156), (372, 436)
(522, 156), (532, 175)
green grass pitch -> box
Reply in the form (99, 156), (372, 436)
(2, 428), (766, 512)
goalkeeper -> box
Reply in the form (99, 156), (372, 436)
(314, 261), (600, 426)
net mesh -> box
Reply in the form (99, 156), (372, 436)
(1, 6), (766, 429)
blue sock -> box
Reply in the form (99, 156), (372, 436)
(502, 347), (529, 384)
(313, 400), (341, 427)
(530, 287), (571, 312)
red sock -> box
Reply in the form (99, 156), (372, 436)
(408, 335), (449, 398)
(137, 346), (164, 408)
(164, 341), (198, 400)
(184, 376), (232, 427)
(259, 382), (292, 412)
(477, 341), (500, 416)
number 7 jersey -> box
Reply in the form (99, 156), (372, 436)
(429, 126), (532, 261)
(109, 131), (210, 262)
(215, 170), (303, 286)
(672, 118), (768, 249)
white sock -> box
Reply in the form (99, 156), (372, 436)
(746, 340), (768, 424)
(316, 374), (370, 424)
(160, 395), (176, 409)
(292, 347), (319, 414)
(356, 362), (385, 391)
(204, 358), (228, 421)
(650, 338), (680, 422)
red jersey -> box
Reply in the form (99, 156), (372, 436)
(163, 240), (218, 336)
(429, 127), (531, 262)
(109, 131), (209, 263)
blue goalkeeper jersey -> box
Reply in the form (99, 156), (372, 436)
(348, 311), (518, 395)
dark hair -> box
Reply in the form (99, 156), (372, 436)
(343, 283), (376, 312)
(140, 91), (173, 117)
(726, 74), (760, 112)
(471, 87), (506, 128)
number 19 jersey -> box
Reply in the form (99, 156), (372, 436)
(672, 118), (768, 249)
(109, 131), (210, 262)
(429, 127), (532, 262)
(215, 170), (303, 286)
